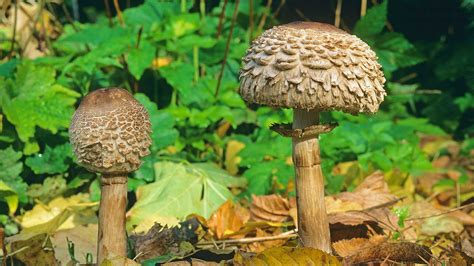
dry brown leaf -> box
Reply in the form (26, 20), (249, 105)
(344, 242), (432, 264)
(207, 201), (247, 239)
(250, 194), (291, 222)
(164, 259), (219, 266)
(52, 224), (97, 264)
(244, 228), (287, 253)
(325, 197), (363, 214)
(332, 235), (387, 257)
(334, 171), (398, 209)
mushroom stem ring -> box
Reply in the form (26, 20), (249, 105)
(270, 122), (338, 138)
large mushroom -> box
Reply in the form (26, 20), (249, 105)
(239, 21), (386, 252)
(69, 88), (152, 263)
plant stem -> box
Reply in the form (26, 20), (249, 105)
(8, 0), (18, 59)
(335, 0), (343, 27)
(181, 0), (187, 13)
(361, 0), (367, 16)
(97, 175), (128, 264)
(113, 0), (124, 27)
(216, 0), (228, 38)
(292, 109), (331, 253)
(215, 0), (239, 98)
(193, 45), (199, 82)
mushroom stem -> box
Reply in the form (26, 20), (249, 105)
(98, 174), (128, 264)
(292, 109), (331, 253)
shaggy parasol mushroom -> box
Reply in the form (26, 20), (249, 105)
(239, 21), (386, 252)
(69, 88), (151, 263)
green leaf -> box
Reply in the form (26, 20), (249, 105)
(354, 0), (388, 37)
(0, 181), (19, 215)
(373, 32), (425, 75)
(25, 144), (72, 175)
(135, 93), (179, 151)
(192, 163), (247, 188)
(0, 62), (80, 154)
(127, 40), (156, 80)
(26, 175), (67, 203)
(128, 161), (236, 229)
(0, 146), (27, 204)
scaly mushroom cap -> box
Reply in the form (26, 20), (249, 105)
(69, 88), (152, 174)
(239, 21), (386, 114)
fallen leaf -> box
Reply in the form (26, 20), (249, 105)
(51, 224), (97, 264)
(332, 235), (386, 257)
(244, 228), (287, 253)
(234, 247), (340, 265)
(345, 242), (432, 264)
(250, 194), (291, 222)
(325, 197), (363, 214)
(10, 233), (56, 266)
(207, 201), (247, 239)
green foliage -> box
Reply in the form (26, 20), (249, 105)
(354, 0), (388, 37)
(0, 63), (80, 154)
(0, 0), (472, 235)
(25, 144), (72, 175)
(0, 147), (27, 204)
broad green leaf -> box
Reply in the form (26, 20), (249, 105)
(372, 32), (425, 75)
(127, 161), (236, 230)
(0, 181), (19, 215)
(123, 0), (181, 31)
(25, 144), (72, 175)
(354, 0), (388, 37)
(0, 62), (80, 154)
(0, 146), (27, 203)
(127, 40), (156, 80)
(192, 163), (247, 188)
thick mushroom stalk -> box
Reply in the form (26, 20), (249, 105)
(292, 109), (330, 251)
(69, 88), (151, 264)
(239, 21), (386, 252)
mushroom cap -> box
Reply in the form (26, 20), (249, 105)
(69, 88), (152, 175)
(239, 21), (386, 114)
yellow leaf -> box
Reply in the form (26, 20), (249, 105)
(19, 194), (97, 229)
(128, 213), (180, 234)
(235, 247), (341, 266)
(152, 57), (173, 68)
(225, 140), (245, 175)
(0, 181), (18, 215)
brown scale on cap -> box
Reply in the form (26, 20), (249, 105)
(69, 88), (152, 175)
(240, 21), (386, 114)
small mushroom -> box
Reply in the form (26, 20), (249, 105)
(239, 21), (386, 253)
(69, 88), (152, 264)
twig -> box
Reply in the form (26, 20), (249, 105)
(214, 0), (239, 98)
(8, 0), (18, 59)
(216, 0), (228, 38)
(272, 0), (286, 20)
(295, 9), (310, 22)
(61, 2), (78, 31)
(335, 0), (343, 27)
(104, 0), (113, 26)
(197, 229), (297, 247)
(406, 202), (474, 221)
(113, 0), (124, 26)
(257, 0), (272, 32)
(361, 0), (367, 16)
(22, 0), (45, 57)
(396, 72), (417, 83)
